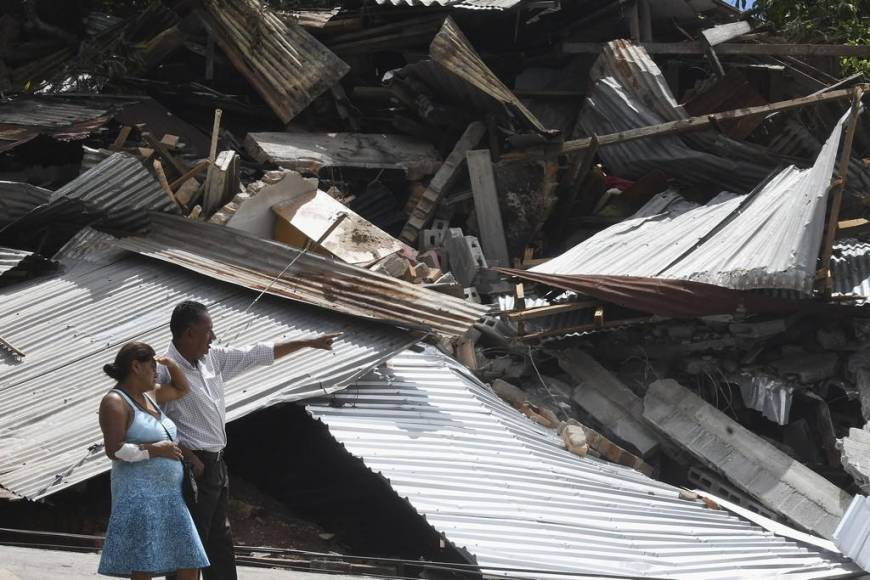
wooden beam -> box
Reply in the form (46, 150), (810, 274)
(169, 160), (209, 191)
(153, 159), (184, 212)
(838, 218), (870, 238)
(818, 87), (865, 295)
(467, 149), (510, 267)
(400, 121), (487, 243)
(142, 132), (189, 177)
(563, 42), (870, 58)
(701, 21), (752, 47)
(503, 85), (867, 161)
(503, 301), (598, 321)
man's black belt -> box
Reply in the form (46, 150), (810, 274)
(192, 449), (225, 462)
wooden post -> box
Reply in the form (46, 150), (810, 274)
(203, 108), (223, 210)
(817, 87), (865, 295)
(467, 149), (510, 267)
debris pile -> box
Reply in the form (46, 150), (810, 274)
(3, 0), (870, 575)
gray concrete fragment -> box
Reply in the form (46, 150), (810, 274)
(838, 426), (870, 492)
(555, 349), (661, 457)
(443, 228), (487, 287)
(643, 378), (852, 539)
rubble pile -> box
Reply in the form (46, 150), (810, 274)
(3, 0), (870, 575)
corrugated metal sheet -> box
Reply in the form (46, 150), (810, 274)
(527, 110), (847, 294)
(833, 495), (870, 572)
(578, 40), (779, 193)
(832, 238), (870, 300)
(0, 182), (52, 227)
(430, 17), (552, 134)
(2, 153), (179, 236)
(114, 213), (487, 338)
(767, 119), (870, 200)
(0, 100), (110, 129)
(0, 230), (416, 501)
(201, 0), (349, 124)
(373, 0), (521, 9)
(306, 347), (857, 579)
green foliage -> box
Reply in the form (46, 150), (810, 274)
(739, 0), (870, 76)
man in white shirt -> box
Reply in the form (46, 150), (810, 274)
(158, 301), (338, 580)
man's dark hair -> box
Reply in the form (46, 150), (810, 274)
(170, 301), (209, 339)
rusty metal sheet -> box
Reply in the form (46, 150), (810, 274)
(495, 269), (855, 319)
(430, 17), (554, 134)
(115, 213), (487, 338)
(200, 0), (350, 124)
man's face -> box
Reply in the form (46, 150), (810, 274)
(187, 313), (215, 359)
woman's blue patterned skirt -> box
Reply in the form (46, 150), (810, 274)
(98, 457), (209, 577)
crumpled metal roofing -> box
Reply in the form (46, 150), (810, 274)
(430, 17), (552, 134)
(306, 347), (857, 579)
(1, 152), (179, 237)
(114, 213), (487, 339)
(373, 0), (521, 9)
(0, 182), (52, 227)
(578, 40), (779, 193)
(832, 238), (870, 300)
(201, 0), (349, 124)
(767, 119), (870, 202)
(834, 495), (870, 572)
(0, 97), (133, 149)
(529, 109), (847, 294)
(0, 229), (416, 500)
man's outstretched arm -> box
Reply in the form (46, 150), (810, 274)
(274, 333), (341, 359)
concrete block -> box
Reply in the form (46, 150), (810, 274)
(644, 378), (852, 539)
(554, 349), (661, 457)
(444, 228), (487, 287)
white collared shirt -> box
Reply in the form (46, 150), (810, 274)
(156, 341), (274, 451)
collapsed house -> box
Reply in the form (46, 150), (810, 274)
(3, 0), (870, 576)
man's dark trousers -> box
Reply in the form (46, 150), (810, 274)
(188, 450), (237, 580)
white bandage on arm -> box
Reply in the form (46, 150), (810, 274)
(115, 443), (149, 462)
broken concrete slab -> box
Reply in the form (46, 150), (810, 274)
(245, 132), (441, 180)
(643, 378), (852, 539)
(213, 170), (319, 238)
(838, 426), (870, 492)
(554, 349), (661, 457)
(271, 188), (415, 267)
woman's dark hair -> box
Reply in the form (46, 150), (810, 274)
(103, 342), (155, 382)
(170, 300), (209, 339)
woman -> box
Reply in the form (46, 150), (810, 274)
(97, 342), (209, 580)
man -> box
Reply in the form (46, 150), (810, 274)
(157, 300), (338, 580)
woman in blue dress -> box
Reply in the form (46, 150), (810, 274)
(98, 342), (209, 579)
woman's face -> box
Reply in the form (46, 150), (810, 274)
(130, 356), (157, 387)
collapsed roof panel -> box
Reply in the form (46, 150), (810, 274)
(115, 213), (488, 338)
(832, 239), (870, 301)
(578, 40), (779, 192)
(430, 17), (554, 135)
(525, 108), (848, 294)
(0, 182), (52, 228)
(199, 0), (350, 124)
(0, 230), (416, 500)
(306, 347), (857, 579)
(372, 0), (522, 9)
